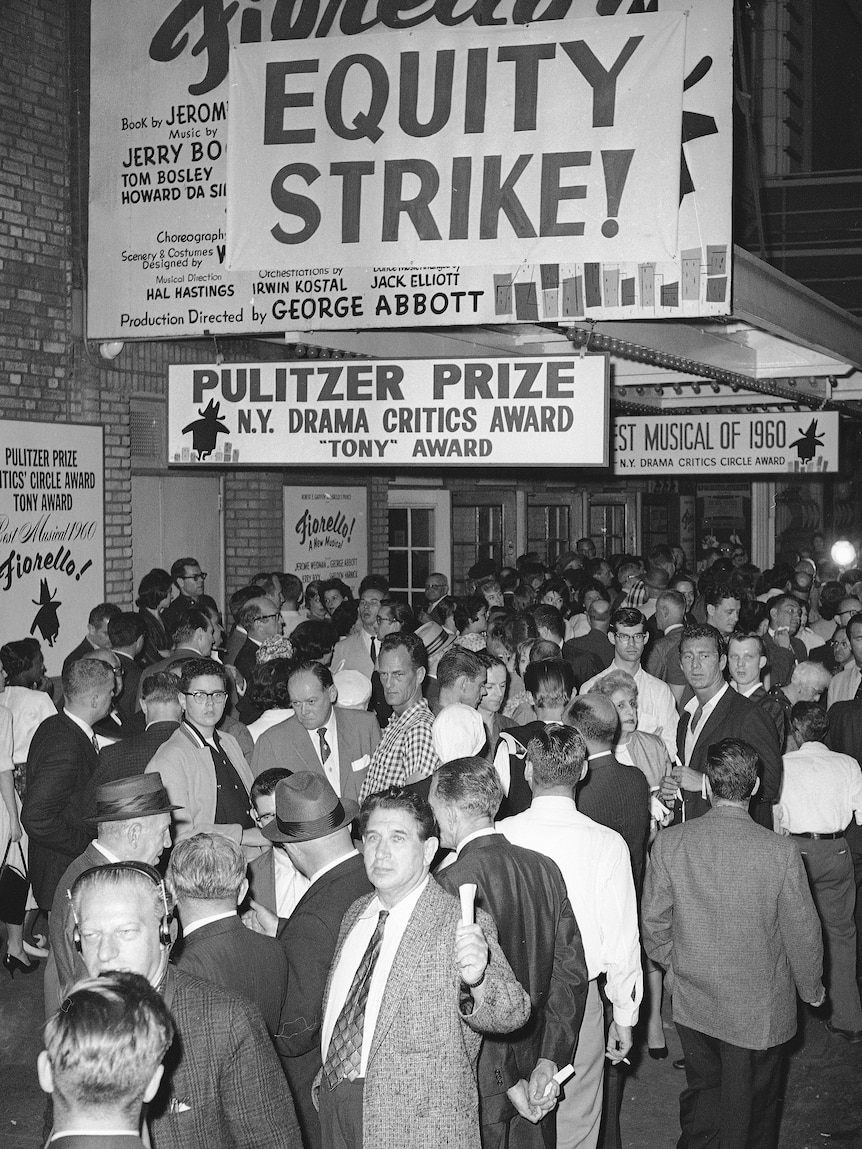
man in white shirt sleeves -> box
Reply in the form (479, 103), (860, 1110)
(498, 724), (642, 1149)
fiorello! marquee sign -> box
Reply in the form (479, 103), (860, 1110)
(168, 355), (608, 467)
(613, 412), (840, 476)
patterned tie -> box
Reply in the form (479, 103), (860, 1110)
(323, 910), (389, 1087)
(318, 728), (331, 764)
(854, 674), (862, 702)
(91, 733), (100, 755)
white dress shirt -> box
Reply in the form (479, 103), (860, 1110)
(182, 910), (236, 938)
(499, 796), (641, 1026)
(776, 741), (862, 834)
(321, 875), (430, 1076)
(683, 683), (729, 767)
(580, 663), (679, 761)
(273, 847), (312, 919)
(827, 663), (861, 709)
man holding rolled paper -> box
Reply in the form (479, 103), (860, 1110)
(316, 785), (530, 1149)
(431, 756), (588, 1148)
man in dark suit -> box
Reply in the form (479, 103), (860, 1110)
(643, 738), (825, 1148)
(160, 556), (208, 640)
(22, 658), (114, 910)
(726, 632), (788, 748)
(40, 971), (175, 1149)
(168, 832), (291, 1073)
(432, 756), (588, 1146)
(763, 593), (808, 688)
(136, 609), (216, 707)
(107, 611), (146, 719)
(71, 862), (300, 1149)
(252, 661), (380, 809)
(83, 672), (182, 815)
(233, 595), (284, 724)
(61, 602), (121, 676)
(675, 625), (782, 826)
(564, 694), (650, 891)
(248, 772), (373, 1149)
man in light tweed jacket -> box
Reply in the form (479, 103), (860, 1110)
(642, 738), (825, 1149)
(315, 786), (531, 1149)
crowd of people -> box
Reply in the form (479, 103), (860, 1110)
(2, 535), (862, 1148)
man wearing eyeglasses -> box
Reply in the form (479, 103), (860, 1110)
(233, 596), (284, 723)
(579, 607), (679, 762)
(161, 557), (208, 638)
(146, 658), (266, 850)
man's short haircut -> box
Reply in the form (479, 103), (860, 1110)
(359, 785), (437, 841)
(168, 608), (211, 646)
(436, 648), (486, 690)
(656, 589), (686, 618)
(586, 596), (611, 621)
(788, 660), (832, 696)
(45, 972), (174, 1118)
(71, 863), (170, 926)
(279, 573), (303, 606)
(142, 670), (185, 705)
(846, 611), (862, 641)
(379, 630), (428, 672)
(582, 668), (638, 703)
(253, 573), (281, 602)
(523, 658), (575, 708)
(790, 700), (829, 743)
(610, 607), (646, 633)
(705, 582), (741, 610)
(250, 767), (293, 803)
(478, 650), (507, 674)
(679, 624), (725, 658)
(768, 593), (799, 618)
(239, 598), (275, 630)
(706, 738), (758, 800)
(616, 561), (641, 585)
(289, 659), (334, 691)
(359, 574), (389, 597)
(649, 544), (675, 568)
(177, 657), (226, 692)
(380, 598), (416, 631)
(526, 724), (587, 788)
(62, 657), (114, 701)
(563, 694), (619, 745)
(453, 594), (488, 634)
(290, 619), (338, 662)
(136, 569), (173, 610)
(670, 574), (696, 593)
(433, 756), (503, 820)
(167, 832), (246, 901)
(88, 602), (121, 629)
(530, 604), (565, 643)
(529, 639), (561, 663)
(170, 557), (199, 582)
(107, 612), (146, 648)
(228, 585), (260, 622)
(726, 631), (766, 659)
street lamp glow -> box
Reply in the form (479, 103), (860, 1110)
(831, 539), (857, 568)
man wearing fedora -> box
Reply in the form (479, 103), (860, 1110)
(360, 632), (441, 801)
(46, 773), (178, 1013)
(251, 661), (380, 810)
(249, 772), (373, 1149)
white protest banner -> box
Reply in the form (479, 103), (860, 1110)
(283, 486), (368, 594)
(226, 15), (685, 276)
(88, 0), (732, 339)
(614, 412), (840, 476)
(0, 423), (105, 677)
(167, 355), (608, 467)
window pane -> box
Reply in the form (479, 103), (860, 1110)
(389, 508), (408, 548)
(389, 550), (408, 588)
(412, 549), (432, 585)
(411, 508), (432, 547)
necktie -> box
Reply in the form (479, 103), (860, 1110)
(690, 704), (704, 732)
(91, 733), (100, 755)
(318, 727), (331, 764)
(854, 674), (862, 702)
(324, 910), (389, 1087)
(369, 637), (378, 665)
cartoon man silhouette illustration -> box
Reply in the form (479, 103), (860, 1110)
(182, 399), (229, 460)
(31, 579), (61, 646)
(789, 419), (825, 463)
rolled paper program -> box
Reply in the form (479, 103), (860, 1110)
(459, 883), (477, 926)
(543, 1063), (575, 1097)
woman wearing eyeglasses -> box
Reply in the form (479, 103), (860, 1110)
(145, 657), (269, 852)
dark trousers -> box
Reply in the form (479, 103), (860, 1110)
(676, 1024), (783, 1149)
(318, 1078), (364, 1149)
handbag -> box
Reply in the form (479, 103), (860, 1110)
(0, 839), (29, 925)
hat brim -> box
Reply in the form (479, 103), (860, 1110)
(262, 797), (359, 844)
(86, 802), (182, 826)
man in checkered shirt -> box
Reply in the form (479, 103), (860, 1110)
(359, 632), (440, 802)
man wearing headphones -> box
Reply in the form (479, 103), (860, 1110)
(69, 862), (300, 1149)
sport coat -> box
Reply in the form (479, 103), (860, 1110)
(676, 688), (782, 824)
(83, 721), (180, 818)
(152, 966), (299, 1149)
(275, 852), (373, 1149)
(22, 713), (99, 909)
(563, 628), (614, 671)
(642, 805), (823, 1049)
(436, 833), (588, 1141)
(136, 646), (202, 709)
(115, 650), (144, 718)
(762, 632), (807, 688)
(61, 636), (96, 676)
(559, 644), (603, 690)
(331, 630), (375, 677)
(251, 707), (380, 807)
(318, 879), (530, 1149)
(746, 684), (788, 749)
(233, 638), (265, 725)
(576, 751), (650, 892)
(172, 915), (290, 1068)
(494, 720), (546, 820)
(49, 842), (109, 1001)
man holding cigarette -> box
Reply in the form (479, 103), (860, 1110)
(431, 756), (588, 1148)
(317, 786), (530, 1149)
